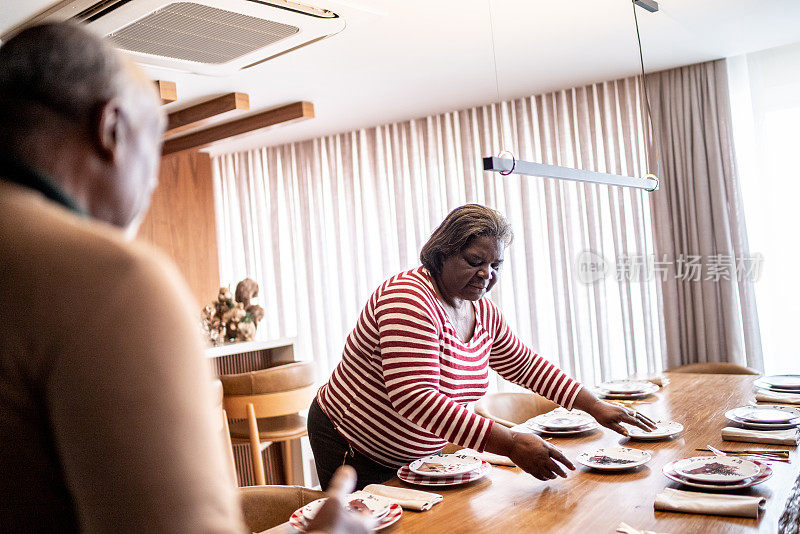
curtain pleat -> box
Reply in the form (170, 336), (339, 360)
(647, 60), (763, 370)
(212, 75), (663, 386)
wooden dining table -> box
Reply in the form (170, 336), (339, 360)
(267, 373), (800, 533)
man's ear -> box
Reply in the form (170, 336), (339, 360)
(94, 98), (123, 163)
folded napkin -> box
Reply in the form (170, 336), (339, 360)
(361, 484), (442, 511)
(722, 426), (799, 446)
(455, 448), (515, 467)
(616, 521), (669, 534)
(654, 488), (765, 518)
(645, 376), (670, 388)
(626, 374), (669, 388)
(755, 390), (800, 405)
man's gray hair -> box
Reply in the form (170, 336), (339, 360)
(0, 22), (126, 126)
(420, 204), (513, 277)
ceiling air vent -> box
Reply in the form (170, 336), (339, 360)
(2, 0), (383, 76)
(109, 2), (300, 64)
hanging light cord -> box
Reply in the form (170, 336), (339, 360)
(487, 0), (515, 163)
(632, 0), (661, 182)
(487, 0), (502, 105)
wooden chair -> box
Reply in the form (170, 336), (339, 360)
(474, 392), (559, 427)
(212, 379), (239, 487)
(666, 362), (760, 375)
(239, 484), (325, 533)
(220, 362), (315, 486)
(214, 378), (325, 532)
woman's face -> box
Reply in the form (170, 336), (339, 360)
(438, 236), (505, 302)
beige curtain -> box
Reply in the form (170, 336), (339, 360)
(212, 76), (662, 387)
(647, 59), (763, 370)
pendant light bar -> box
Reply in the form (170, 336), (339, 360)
(483, 157), (659, 191)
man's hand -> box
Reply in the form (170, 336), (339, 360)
(306, 466), (370, 534)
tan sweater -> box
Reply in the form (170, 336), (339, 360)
(0, 180), (246, 532)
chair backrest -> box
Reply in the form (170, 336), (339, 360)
(239, 485), (325, 532)
(212, 379), (239, 487)
(220, 362), (316, 419)
(474, 392), (558, 427)
(666, 362), (760, 375)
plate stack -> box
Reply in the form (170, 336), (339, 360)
(524, 409), (599, 435)
(593, 379), (659, 399)
(725, 405), (800, 429)
(289, 491), (402, 532)
(662, 456), (773, 490)
(755, 374), (800, 393)
(397, 454), (490, 486)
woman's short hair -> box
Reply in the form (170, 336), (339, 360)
(420, 204), (513, 277)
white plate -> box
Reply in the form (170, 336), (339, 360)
(621, 420), (684, 440)
(673, 456), (760, 483)
(300, 492), (393, 523)
(592, 383), (659, 399)
(531, 410), (595, 430)
(408, 454), (482, 477)
(596, 380), (654, 394)
(342, 491), (395, 519)
(523, 420), (600, 435)
(662, 460), (773, 491)
(398, 460), (490, 486)
(725, 410), (800, 430)
(290, 501), (402, 532)
(755, 378), (800, 393)
(730, 405), (800, 424)
(762, 374), (800, 389)
(577, 446), (651, 470)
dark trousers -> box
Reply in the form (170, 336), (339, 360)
(307, 397), (396, 490)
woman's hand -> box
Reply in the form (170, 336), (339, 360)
(506, 432), (575, 480)
(485, 423), (574, 481)
(306, 466), (370, 534)
(572, 387), (657, 436)
(585, 400), (657, 436)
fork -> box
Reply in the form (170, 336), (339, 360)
(706, 444), (726, 457)
(706, 444), (780, 463)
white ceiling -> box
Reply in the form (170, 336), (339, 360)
(3, 0), (800, 155)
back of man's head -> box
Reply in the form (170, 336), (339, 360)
(0, 23), (124, 133)
(0, 22), (164, 232)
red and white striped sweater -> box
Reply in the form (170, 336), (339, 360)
(316, 267), (583, 467)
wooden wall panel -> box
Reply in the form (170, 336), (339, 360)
(137, 150), (220, 306)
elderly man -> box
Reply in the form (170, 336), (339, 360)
(0, 23), (363, 533)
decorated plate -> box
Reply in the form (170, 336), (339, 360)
(409, 454), (482, 477)
(662, 459), (773, 490)
(725, 409), (800, 430)
(673, 456), (760, 483)
(755, 378), (800, 394)
(523, 420), (599, 435)
(762, 375), (800, 390)
(289, 500), (402, 532)
(621, 420), (683, 440)
(729, 405), (800, 424)
(398, 460), (490, 486)
(298, 492), (393, 522)
(531, 410), (596, 430)
(592, 384), (659, 399)
(576, 446), (651, 470)
(596, 380), (654, 394)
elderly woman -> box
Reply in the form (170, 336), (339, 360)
(308, 204), (653, 489)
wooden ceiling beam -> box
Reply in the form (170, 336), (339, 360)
(154, 80), (177, 105)
(162, 101), (314, 156)
(165, 92), (250, 136)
